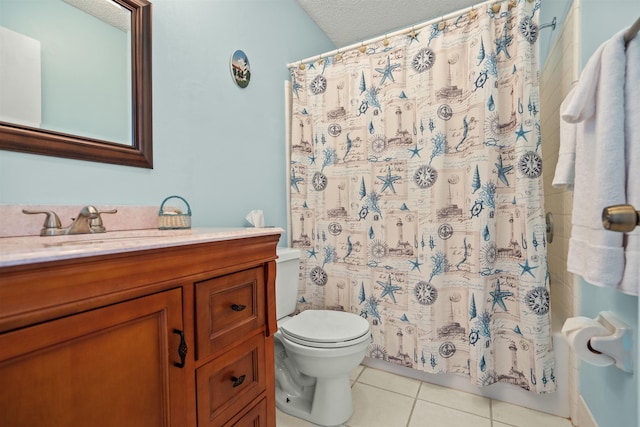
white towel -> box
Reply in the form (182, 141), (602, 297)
(552, 95), (576, 189)
(620, 35), (640, 295)
(553, 30), (628, 290)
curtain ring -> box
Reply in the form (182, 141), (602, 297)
(508, 0), (517, 10)
(335, 50), (342, 61)
(469, 6), (478, 20)
(298, 63), (305, 70)
(359, 42), (367, 53)
(383, 34), (390, 46)
(491, 2), (502, 13)
(317, 55), (324, 65)
(438, 18), (446, 31)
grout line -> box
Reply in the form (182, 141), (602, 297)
(415, 383), (493, 420)
(405, 387), (419, 427)
(490, 398), (495, 426)
(348, 368), (568, 427)
(350, 366), (365, 388)
(354, 377), (421, 399)
(358, 375), (496, 422)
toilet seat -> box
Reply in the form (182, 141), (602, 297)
(279, 310), (371, 349)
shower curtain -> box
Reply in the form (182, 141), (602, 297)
(288, 0), (555, 393)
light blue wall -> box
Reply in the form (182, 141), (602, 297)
(539, 0), (573, 65)
(574, 1), (639, 427)
(0, 0), (335, 246)
(579, 0), (640, 68)
(580, 280), (637, 427)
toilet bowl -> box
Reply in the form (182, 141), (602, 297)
(274, 248), (371, 427)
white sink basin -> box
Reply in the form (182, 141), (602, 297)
(41, 229), (193, 247)
(1, 229), (192, 251)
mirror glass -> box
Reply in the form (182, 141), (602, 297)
(0, 0), (152, 168)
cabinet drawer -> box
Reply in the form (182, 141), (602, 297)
(195, 267), (265, 359)
(196, 333), (266, 426)
(223, 398), (267, 427)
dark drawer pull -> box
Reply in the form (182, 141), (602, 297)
(231, 374), (246, 387)
(231, 304), (246, 312)
(172, 329), (188, 368)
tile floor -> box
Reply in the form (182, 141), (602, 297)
(276, 366), (574, 427)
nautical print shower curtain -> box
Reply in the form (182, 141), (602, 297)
(288, 0), (555, 393)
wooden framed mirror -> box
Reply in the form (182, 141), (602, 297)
(0, 0), (152, 168)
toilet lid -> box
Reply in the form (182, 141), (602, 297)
(280, 310), (370, 348)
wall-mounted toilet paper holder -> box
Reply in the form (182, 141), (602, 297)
(589, 311), (633, 373)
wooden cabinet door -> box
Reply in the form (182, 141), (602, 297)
(0, 288), (187, 427)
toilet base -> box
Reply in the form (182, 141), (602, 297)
(274, 335), (356, 426)
(276, 375), (353, 427)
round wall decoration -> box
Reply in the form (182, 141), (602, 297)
(230, 50), (251, 88)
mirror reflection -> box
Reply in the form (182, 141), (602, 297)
(0, 0), (133, 146)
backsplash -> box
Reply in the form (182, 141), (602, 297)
(0, 205), (160, 237)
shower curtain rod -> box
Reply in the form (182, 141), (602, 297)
(287, 0), (542, 68)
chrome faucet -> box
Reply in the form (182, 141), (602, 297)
(22, 206), (118, 236)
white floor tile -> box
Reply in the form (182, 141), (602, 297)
(417, 381), (491, 418)
(349, 365), (365, 382)
(279, 366), (573, 427)
(492, 400), (573, 427)
(408, 399), (491, 427)
(357, 367), (421, 397)
(276, 408), (311, 426)
(346, 383), (414, 427)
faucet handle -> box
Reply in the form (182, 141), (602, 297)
(89, 208), (118, 233)
(98, 209), (118, 215)
(22, 209), (63, 236)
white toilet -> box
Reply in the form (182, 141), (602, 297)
(274, 248), (371, 427)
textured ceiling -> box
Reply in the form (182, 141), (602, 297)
(296, 0), (480, 47)
(63, 0), (130, 32)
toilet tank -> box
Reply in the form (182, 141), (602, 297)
(275, 247), (301, 320)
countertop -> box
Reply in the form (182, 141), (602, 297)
(0, 227), (284, 268)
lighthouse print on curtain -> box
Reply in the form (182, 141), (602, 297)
(288, 0), (555, 393)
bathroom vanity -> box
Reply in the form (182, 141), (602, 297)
(0, 228), (282, 427)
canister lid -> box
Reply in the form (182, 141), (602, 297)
(276, 247), (301, 262)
